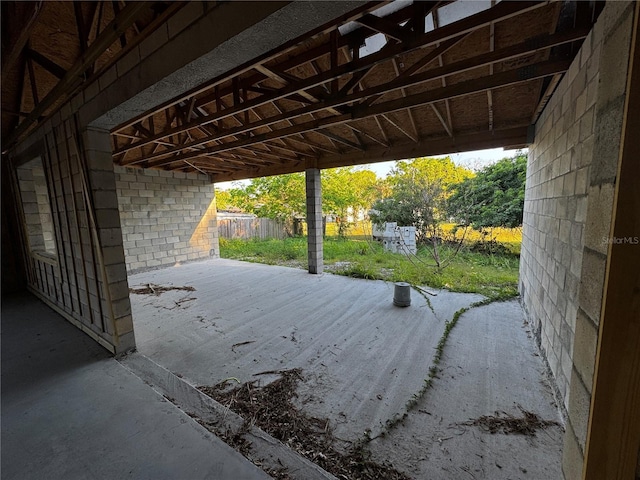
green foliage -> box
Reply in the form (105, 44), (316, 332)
(370, 157), (473, 244)
(227, 174), (307, 221)
(322, 167), (379, 237)
(369, 157), (473, 267)
(215, 168), (381, 232)
(214, 189), (233, 210)
(448, 154), (527, 229)
(220, 237), (519, 299)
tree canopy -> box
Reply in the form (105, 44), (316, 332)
(370, 156), (473, 243)
(221, 173), (307, 221)
(322, 167), (378, 236)
(215, 167), (381, 234)
(447, 154), (527, 229)
(214, 154), (527, 245)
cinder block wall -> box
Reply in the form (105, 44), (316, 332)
(114, 166), (219, 273)
(519, 18), (601, 410)
(520, 3), (636, 479)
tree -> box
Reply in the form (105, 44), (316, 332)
(370, 156), (472, 242)
(448, 153), (526, 230)
(226, 173), (307, 221)
(214, 188), (233, 210)
(370, 157), (473, 267)
(322, 167), (378, 236)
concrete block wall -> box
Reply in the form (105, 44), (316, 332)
(520, 3), (636, 479)
(519, 16), (601, 410)
(115, 166), (219, 273)
(305, 168), (323, 274)
(5, 1), (370, 354)
(562, 4), (636, 479)
(10, 122), (134, 354)
(16, 159), (56, 255)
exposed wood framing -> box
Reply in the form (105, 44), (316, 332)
(3, 2), (187, 152)
(213, 126), (529, 182)
(1, 1), (43, 84)
(103, 0), (597, 180)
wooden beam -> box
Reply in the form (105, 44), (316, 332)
(4, 2), (151, 150)
(354, 59), (570, 119)
(113, 1), (385, 132)
(391, 57), (419, 140)
(1, 1), (43, 84)
(26, 54), (39, 106)
(316, 129), (363, 151)
(355, 13), (409, 42)
(362, 34), (465, 107)
(381, 113), (418, 143)
(531, 73), (562, 124)
(73, 2), (89, 54)
(25, 48), (67, 80)
(346, 123), (389, 147)
(118, 26), (586, 160)
(432, 9), (454, 137)
(111, 0), (128, 49)
(143, 59), (569, 168)
(115, 1), (546, 145)
(431, 103), (453, 136)
(210, 126), (529, 182)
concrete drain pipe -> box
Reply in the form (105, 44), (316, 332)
(393, 282), (411, 307)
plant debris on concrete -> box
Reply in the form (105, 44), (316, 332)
(198, 369), (411, 480)
(129, 283), (195, 296)
(459, 405), (561, 436)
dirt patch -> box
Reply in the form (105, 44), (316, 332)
(130, 283), (196, 296)
(459, 405), (561, 436)
(198, 369), (410, 480)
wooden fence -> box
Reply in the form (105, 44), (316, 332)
(218, 217), (289, 240)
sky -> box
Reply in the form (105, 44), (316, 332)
(215, 147), (526, 189)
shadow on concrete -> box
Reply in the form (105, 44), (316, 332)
(1, 292), (268, 480)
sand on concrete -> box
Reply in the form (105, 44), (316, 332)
(128, 258), (564, 479)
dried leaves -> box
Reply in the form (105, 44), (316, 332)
(129, 283), (195, 296)
(199, 369), (410, 480)
(460, 405), (561, 436)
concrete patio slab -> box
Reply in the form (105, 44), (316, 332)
(1, 293), (269, 480)
(128, 258), (484, 441)
(369, 299), (564, 479)
(127, 258), (564, 479)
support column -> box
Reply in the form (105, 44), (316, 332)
(82, 126), (135, 353)
(305, 168), (323, 274)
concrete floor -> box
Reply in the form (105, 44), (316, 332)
(1, 293), (269, 480)
(128, 258), (564, 478)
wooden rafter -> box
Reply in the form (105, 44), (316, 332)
(116, 26), (586, 165)
(4, 2), (151, 149)
(114, 1), (547, 144)
(431, 9), (454, 137)
(126, 58), (570, 169)
(211, 126), (529, 182)
(25, 48), (67, 80)
(1, 1), (43, 84)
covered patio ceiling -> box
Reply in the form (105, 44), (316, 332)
(111, 0), (601, 182)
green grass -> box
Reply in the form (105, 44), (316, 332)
(220, 236), (520, 299)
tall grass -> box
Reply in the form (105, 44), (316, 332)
(220, 236), (520, 299)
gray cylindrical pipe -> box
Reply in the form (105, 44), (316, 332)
(393, 282), (411, 307)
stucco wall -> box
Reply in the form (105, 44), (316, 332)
(115, 166), (219, 274)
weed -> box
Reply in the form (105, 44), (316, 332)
(365, 295), (513, 441)
(220, 237), (520, 298)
